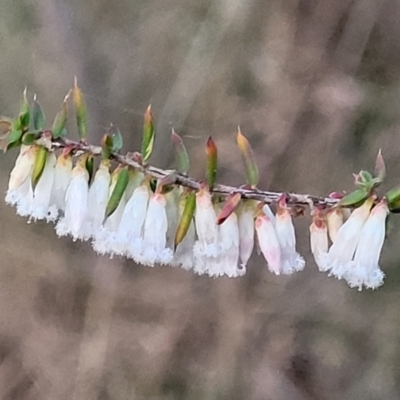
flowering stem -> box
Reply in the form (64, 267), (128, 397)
(52, 137), (338, 209)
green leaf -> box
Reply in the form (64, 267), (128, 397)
(32, 94), (46, 130)
(374, 149), (386, 181)
(19, 88), (30, 130)
(386, 186), (400, 208)
(237, 127), (259, 187)
(141, 105), (155, 162)
(205, 136), (218, 188)
(171, 129), (190, 174)
(5, 128), (23, 151)
(31, 146), (47, 189)
(85, 155), (94, 183)
(101, 134), (113, 159)
(52, 93), (69, 139)
(359, 170), (373, 184)
(109, 124), (123, 152)
(174, 191), (196, 248)
(72, 77), (88, 140)
(106, 167), (129, 217)
(22, 131), (40, 146)
(338, 189), (369, 207)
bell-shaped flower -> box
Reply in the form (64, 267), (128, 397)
(255, 211), (281, 275)
(50, 153), (72, 215)
(324, 198), (373, 278)
(115, 184), (150, 260)
(5, 145), (36, 207)
(327, 208), (344, 243)
(194, 188), (220, 258)
(55, 159), (89, 241)
(139, 192), (173, 266)
(237, 201), (256, 269)
(28, 152), (57, 221)
(209, 212), (243, 278)
(309, 212), (329, 271)
(344, 199), (388, 290)
(82, 160), (111, 239)
(275, 197), (305, 275)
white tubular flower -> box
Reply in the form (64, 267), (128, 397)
(29, 152), (57, 221)
(237, 201), (256, 269)
(50, 153), (72, 214)
(325, 198), (373, 278)
(209, 212), (243, 278)
(345, 200), (388, 290)
(309, 213), (329, 271)
(116, 184), (150, 259)
(193, 189), (219, 258)
(83, 160), (111, 239)
(255, 212), (281, 275)
(56, 160), (89, 241)
(140, 192), (173, 266)
(327, 208), (344, 243)
(6, 145), (36, 206)
(275, 198), (305, 275)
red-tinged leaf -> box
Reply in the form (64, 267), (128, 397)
(174, 191), (196, 248)
(236, 127), (259, 187)
(205, 136), (217, 187)
(216, 192), (241, 225)
(338, 189), (369, 207)
(141, 105), (154, 162)
(72, 76), (88, 140)
(101, 133), (113, 159)
(171, 129), (190, 174)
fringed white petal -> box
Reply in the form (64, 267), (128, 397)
(50, 154), (72, 215)
(255, 213), (281, 275)
(309, 217), (329, 271)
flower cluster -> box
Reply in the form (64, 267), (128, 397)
(5, 145), (308, 279)
(310, 198), (388, 290)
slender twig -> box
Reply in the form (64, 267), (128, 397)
(52, 137), (339, 209)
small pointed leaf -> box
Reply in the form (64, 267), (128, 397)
(174, 191), (196, 248)
(22, 131), (41, 146)
(108, 124), (123, 152)
(32, 94), (46, 130)
(338, 189), (369, 207)
(31, 146), (47, 189)
(72, 77), (88, 140)
(52, 93), (69, 139)
(171, 129), (190, 174)
(85, 154), (94, 183)
(19, 88), (30, 129)
(216, 192), (241, 225)
(386, 186), (400, 208)
(141, 105), (155, 162)
(236, 127), (259, 187)
(205, 136), (218, 187)
(374, 149), (386, 181)
(101, 134), (113, 159)
(106, 167), (129, 217)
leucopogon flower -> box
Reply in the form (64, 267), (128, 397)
(55, 157), (89, 241)
(343, 199), (388, 290)
(237, 201), (256, 269)
(309, 211), (328, 271)
(50, 152), (72, 215)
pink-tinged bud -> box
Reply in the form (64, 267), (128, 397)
(6, 145), (36, 206)
(50, 153), (72, 214)
(83, 161), (111, 239)
(275, 202), (305, 274)
(140, 193), (173, 266)
(326, 198), (373, 279)
(345, 200), (388, 290)
(255, 213), (281, 275)
(237, 201), (256, 269)
(194, 189), (219, 258)
(309, 215), (328, 271)
(209, 212), (243, 278)
(56, 162), (89, 241)
(327, 208), (344, 243)
(29, 152), (57, 221)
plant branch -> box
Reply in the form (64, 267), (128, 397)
(53, 137), (339, 209)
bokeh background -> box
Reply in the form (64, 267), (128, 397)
(1, 0), (400, 399)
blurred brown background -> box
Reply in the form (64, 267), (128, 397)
(1, 0), (400, 399)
